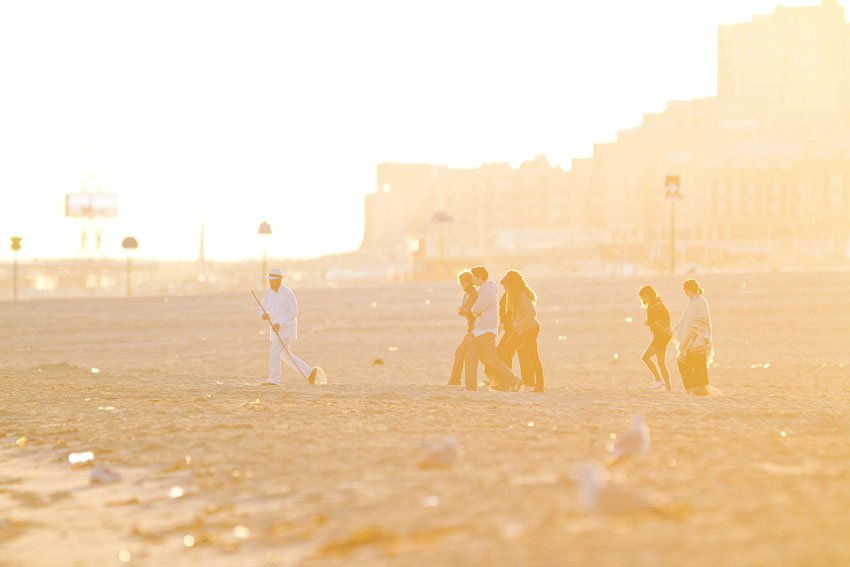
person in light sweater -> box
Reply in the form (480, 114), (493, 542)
(673, 278), (713, 395)
(462, 266), (522, 392)
(258, 268), (318, 385)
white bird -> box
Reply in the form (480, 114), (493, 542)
(606, 413), (650, 465)
(417, 437), (461, 470)
(575, 462), (678, 517)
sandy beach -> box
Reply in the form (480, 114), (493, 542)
(2, 272), (850, 566)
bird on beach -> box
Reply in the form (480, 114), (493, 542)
(417, 436), (461, 470)
(606, 413), (650, 465)
(575, 462), (681, 517)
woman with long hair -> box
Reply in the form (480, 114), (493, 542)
(500, 270), (545, 392)
(638, 285), (672, 391)
(674, 278), (713, 395)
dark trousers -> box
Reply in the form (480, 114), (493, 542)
(502, 326), (544, 390)
(678, 351), (709, 391)
(449, 333), (473, 385)
(465, 333), (521, 391)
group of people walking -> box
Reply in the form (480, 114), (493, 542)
(256, 264), (712, 396)
(447, 271), (713, 395)
(448, 266), (545, 392)
(639, 278), (713, 395)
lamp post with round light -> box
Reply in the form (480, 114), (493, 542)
(664, 175), (683, 274)
(258, 221), (272, 287)
(121, 237), (138, 297)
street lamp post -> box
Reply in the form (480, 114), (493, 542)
(121, 237), (138, 297)
(10, 236), (21, 302)
(431, 211), (454, 278)
(664, 175), (684, 274)
(258, 221), (272, 287)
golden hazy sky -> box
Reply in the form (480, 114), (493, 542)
(1, 1), (846, 261)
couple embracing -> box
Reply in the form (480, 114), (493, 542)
(448, 266), (545, 392)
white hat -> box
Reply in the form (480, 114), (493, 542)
(266, 267), (285, 280)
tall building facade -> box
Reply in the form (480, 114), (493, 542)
(361, 1), (850, 272)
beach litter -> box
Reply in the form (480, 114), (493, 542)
(90, 465), (122, 485)
(421, 495), (440, 508)
(417, 437), (461, 470)
(68, 451), (95, 466)
(15, 436), (28, 447)
(233, 526), (251, 539)
(576, 462), (680, 517)
(372, 358), (385, 366)
(169, 486), (185, 499)
(90, 368), (100, 374)
(611, 353), (620, 363)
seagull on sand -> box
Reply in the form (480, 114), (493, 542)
(575, 462), (679, 517)
(606, 413), (650, 465)
(417, 437), (461, 470)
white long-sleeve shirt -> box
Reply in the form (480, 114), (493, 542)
(470, 281), (499, 336)
(259, 285), (299, 340)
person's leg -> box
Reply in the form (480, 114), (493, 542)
(279, 338), (313, 380)
(449, 333), (471, 385)
(641, 344), (663, 384)
(475, 333), (521, 391)
(497, 331), (514, 369)
(517, 344), (534, 387)
(268, 340), (282, 385)
(464, 336), (480, 391)
(497, 332), (524, 389)
(656, 347), (671, 390)
(520, 328), (544, 391)
(503, 330), (535, 387)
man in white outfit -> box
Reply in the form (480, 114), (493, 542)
(259, 267), (318, 385)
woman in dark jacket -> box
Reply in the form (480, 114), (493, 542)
(639, 285), (672, 391)
(500, 271), (544, 392)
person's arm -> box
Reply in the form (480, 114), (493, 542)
(470, 284), (494, 316)
(514, 294), (536, 335)
(646, 305), (666, 334)
(259, 289), (271, 319)
(459, 291), (474, 316)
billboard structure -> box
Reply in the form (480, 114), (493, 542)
(65, 192), (118, 258)
(65, 193), (118, 218)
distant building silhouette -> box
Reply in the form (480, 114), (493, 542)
(362, 1), (850, 273)
(363, 155), (582, 261)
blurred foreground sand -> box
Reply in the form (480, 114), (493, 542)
(2, 272), (850, 566)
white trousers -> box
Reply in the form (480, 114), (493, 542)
(269, 337), (313, 384)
